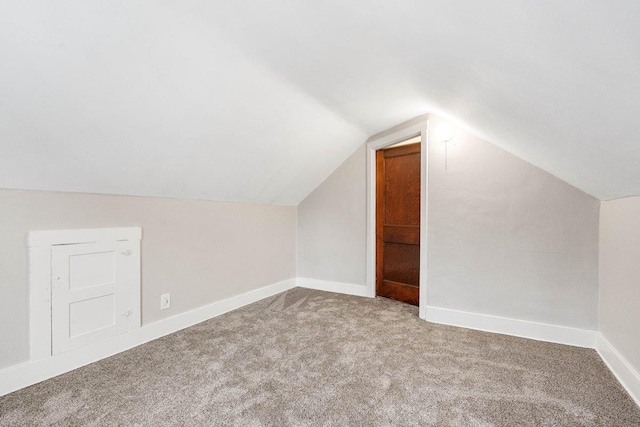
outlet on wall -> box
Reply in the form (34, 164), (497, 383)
(160, 293), (171, 310)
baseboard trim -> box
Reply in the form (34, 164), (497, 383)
(425, 306), (597, 348)
(296, 277), (368, 297)
(0, 278), (297, 397)
(596, 333), (640, 407)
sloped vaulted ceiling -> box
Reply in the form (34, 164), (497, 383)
(1, 1), (639, 204)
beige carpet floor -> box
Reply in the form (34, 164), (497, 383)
(1, 287), (639, 426)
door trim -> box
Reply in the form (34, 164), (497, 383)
(26, 227), (142, 361)
(366, 116), (429, 319)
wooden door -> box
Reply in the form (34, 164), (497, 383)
(51, 241), (138, 354)
(376, 143), (421, 306)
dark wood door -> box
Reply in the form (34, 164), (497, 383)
(376, 143), (421, 306)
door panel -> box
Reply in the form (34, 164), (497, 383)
(384, 154), (421, 227)
(376, 142), (421, 306)
(377, 280), (419, 307)
(382, 242), (420, 286)
(383, 227), (420, 245)
(69, 294), (116, 337)
(69, 251), (116, 289)
(51, 241), (134, 354)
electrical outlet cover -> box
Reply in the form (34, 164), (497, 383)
(160, 293), (171, 310)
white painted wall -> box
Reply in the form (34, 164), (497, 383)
(157, 1), (640, 201)
(297, 145), (367, 285)
(599, 197), (640, 371)
(297, 115), (600, 329)
(426, 115), (599, 329)
(0, 1), (365, 206)
(2, 2), (639, 204)
(0, 189), (296, 370)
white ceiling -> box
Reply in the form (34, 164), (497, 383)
(1, 1), (639, 204)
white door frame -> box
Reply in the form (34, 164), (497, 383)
(26, 227), (142, 360)
(365, 118), (429, 319)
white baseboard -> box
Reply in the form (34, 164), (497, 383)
(596, 333), (640, 407)
(425, 306), (597, 348)
(0, 278), (296, 397)
(296, 277), (368, 297)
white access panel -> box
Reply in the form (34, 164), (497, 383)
(51, 240), (140, 354)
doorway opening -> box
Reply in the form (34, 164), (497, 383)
(376, 139), (421, 306)
(365, 117), (428, 318)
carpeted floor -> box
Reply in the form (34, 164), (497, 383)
(1, 288), (639, 426)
